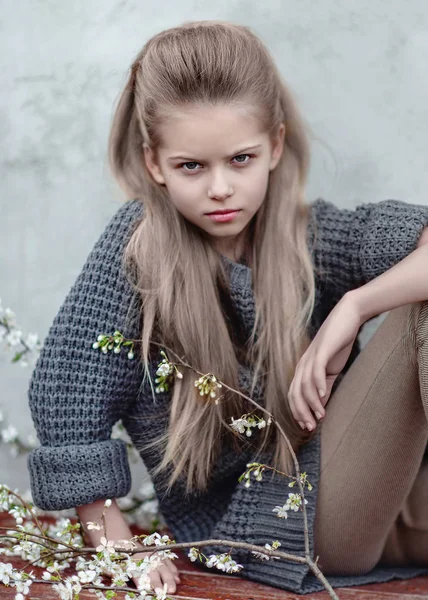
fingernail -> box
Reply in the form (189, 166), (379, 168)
(306, 422), (313, 431)
(315, 411), (323, 420)
(298, 421), (306, 429)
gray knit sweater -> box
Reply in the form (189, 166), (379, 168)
(27, 197), (428, 594)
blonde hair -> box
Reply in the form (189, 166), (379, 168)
(108, 20), (316, 493)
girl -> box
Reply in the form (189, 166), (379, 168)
(27, 19), (428, 596)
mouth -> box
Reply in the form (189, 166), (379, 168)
(205, 209), (241, 223)
(205, 209), (240, 215)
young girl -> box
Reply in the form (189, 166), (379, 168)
(27, 19), (428, 596)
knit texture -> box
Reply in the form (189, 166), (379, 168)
(27, 197), (428, 594)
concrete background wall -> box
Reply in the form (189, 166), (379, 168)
(1, 0), (428, 498)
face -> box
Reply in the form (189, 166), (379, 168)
(143, 104), (285, 262)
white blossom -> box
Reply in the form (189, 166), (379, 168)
(154, 582), (169, 599)
(4, 308), (16, 326)
(24, 333), (40, 350)
(285, 492), (308, 512)
(252, 541), (281, 561)
(273, 493), (308, 517)
(230, 417), (247, 434)
(52, 578), (82, 600)
(272, 504), (288, 519)
(5, 330), (22, 347)
(96, 537), (116, 555)
(114, 539), (137, 551)
(77, 569), (97, 584)
(142, 532), (170, 547)
(0, 562), (13, 584)
(188, 547), (200, 562)
(86, 521), (102, 531)
(14, 578), (32, 595)
(104, 498), (112, 508)
(205, 553), (243, 573)
(1, 425), (18, 443)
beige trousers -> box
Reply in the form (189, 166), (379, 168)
(314, 300), (428, 575)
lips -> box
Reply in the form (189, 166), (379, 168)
(206, 209), (240, 215)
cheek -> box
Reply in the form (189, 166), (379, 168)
(249, 169), (270, 203)
(167, 187), (201, 220)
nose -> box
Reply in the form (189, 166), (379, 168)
(208, 169), (233, 200)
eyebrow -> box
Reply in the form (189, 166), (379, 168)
(167, 144), (263, 162)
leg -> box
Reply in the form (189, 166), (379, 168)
(380, 459), (428, 566)
(313, 301), (428, 575)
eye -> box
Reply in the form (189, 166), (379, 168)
(233, 154), (251, 164)
(179, 154), (253, 173)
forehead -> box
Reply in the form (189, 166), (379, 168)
(158, 104), (268, 158)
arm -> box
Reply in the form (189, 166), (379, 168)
(76, 499), (180, 592)
(77, 498), (144, 551)
(288, 230), (428, 431)
(349, 239), (428, 321)
(27, 199), (144, 511)
(309, 197), (428, 300)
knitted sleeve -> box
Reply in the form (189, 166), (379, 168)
(194, 436), (321, 594)
(27, 199), (144, 511)
(309, 198), (428, 301)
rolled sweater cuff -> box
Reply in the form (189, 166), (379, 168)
(27, 439), (132, 511)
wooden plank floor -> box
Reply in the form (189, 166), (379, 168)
(1, 512), (428, 599)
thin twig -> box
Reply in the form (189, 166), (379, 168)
(2, 489), (48, 540)
(0, 526), (77, 550)
(308, 558), (340, 600)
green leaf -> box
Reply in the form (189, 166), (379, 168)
(12, 351), (25, 363)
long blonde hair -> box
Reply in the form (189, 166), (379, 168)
(108, 20), (316, 493)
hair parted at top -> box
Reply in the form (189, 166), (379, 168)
(108, 20), (316, 493)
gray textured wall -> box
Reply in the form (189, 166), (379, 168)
(1, 1), (428, 496)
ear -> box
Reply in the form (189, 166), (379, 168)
(269, 122), (286, 171)
(143, 143), (167, 185)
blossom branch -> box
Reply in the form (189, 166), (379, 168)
(147, 340), (312, 559)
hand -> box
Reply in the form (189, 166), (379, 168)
(131, 552), (181, 594)
(288, 293), (363, 431)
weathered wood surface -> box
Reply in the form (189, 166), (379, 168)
(1, 512), (428, 599)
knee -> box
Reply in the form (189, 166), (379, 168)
(315, 535), (380, 576)
(314, 520), (382, 576)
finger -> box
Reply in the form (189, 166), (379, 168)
(313, 360), (327, 405)
(165, 559), (180, 583)
(290, 364), (317, 430)
(301, 363), (326, 420)
(165, 558), (179, 576)
(288, 372), (305, 427)
(147, 570), (162, 592)
(289, 368), (311, 430)
(157, 564), (177, 593)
